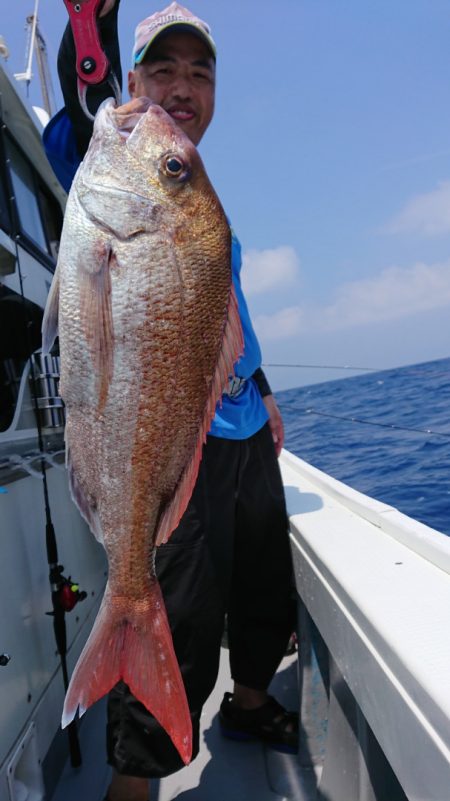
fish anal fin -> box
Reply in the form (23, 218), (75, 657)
(155, 285), (243, 546)
(42, 264), (60, 354)
(62, 582), (192, 766)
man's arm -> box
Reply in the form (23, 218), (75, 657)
(252, 368), (285, 456)
(58, 0), (122, 158)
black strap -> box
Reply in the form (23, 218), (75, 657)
(252, 367), (272, 398)
(58, 0), (122, 157)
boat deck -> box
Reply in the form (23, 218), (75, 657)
(50, 647), (310, 801)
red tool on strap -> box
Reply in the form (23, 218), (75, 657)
(63, 0), (121, 119)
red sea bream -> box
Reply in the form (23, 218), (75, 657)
(42, 97), (242, 764)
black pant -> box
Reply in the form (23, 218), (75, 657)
(107, 423), (295, 777)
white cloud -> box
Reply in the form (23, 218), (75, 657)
(241, 245), (300, 296)
(252, 260), (450, 341)
(254, 306), (303, 341)
(386, 181), (450, 236)
(316, 261), (450, 331)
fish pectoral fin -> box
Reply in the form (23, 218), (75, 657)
(155, 285), (243, 546)
(78, 248), (114, 410)
(62, 582), (192, 766)
(42, 264), (60, 353)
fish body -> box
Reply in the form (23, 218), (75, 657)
(42, 98), (242, 764)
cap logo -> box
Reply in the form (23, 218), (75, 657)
(141, 13), (210, 36)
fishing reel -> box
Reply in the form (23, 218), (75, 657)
(57, 576), (87, 612)
(48, 564), (87, 613)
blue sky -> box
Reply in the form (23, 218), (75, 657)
(2, 0), (450, 389)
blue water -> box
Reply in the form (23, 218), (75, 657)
(276, 357), (450, 536)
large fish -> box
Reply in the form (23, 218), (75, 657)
(42, 97), (243, 765)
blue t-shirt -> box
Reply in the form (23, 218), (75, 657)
(209, 230), (268, 440)
(43, 112), (269, 442)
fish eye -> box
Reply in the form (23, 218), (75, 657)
(164, 156), (185, 177)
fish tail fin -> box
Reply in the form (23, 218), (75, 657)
(61, 584), (122, 727)
(62, 581), (192, 765)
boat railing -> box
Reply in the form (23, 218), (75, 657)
(31, 353), (65, 430)
(0, 352), (66, 484)
(280, 449), (450, 801)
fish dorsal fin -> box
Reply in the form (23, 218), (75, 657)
(155, 285), (243, 546)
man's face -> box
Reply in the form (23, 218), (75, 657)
(128, 30), (215, 146)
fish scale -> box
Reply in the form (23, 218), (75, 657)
(42, 96), (243, 764)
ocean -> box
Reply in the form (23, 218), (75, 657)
(276, 357), (450, 537)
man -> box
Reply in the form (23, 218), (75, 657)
(46, 3), (297, 799)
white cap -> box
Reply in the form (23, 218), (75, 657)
(132, 2), (216, 65)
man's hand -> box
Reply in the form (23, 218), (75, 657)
(263, 394), (284, 457)
(112, 97), (152, 129)
(113, 97), (152, 115)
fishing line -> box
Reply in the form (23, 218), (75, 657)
(263, 361), (450, 379)
(263, 363), (378, 372)
(304, 408), (450, 440)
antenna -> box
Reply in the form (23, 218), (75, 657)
(34, 22), (56, 117)
(14, 0), (39, 84)
(14, 0), (56, 118)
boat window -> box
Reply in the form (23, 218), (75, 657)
(6, 137), (48, 253)
(0, 285), (43, 432)
(0, 160), (12, 235)
(38, 186), (62, 261)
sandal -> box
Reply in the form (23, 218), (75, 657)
(218, 692), (298, 754)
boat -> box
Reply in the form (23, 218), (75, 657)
(0, 43), (449, 801)
(0, 58), (108, 801)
